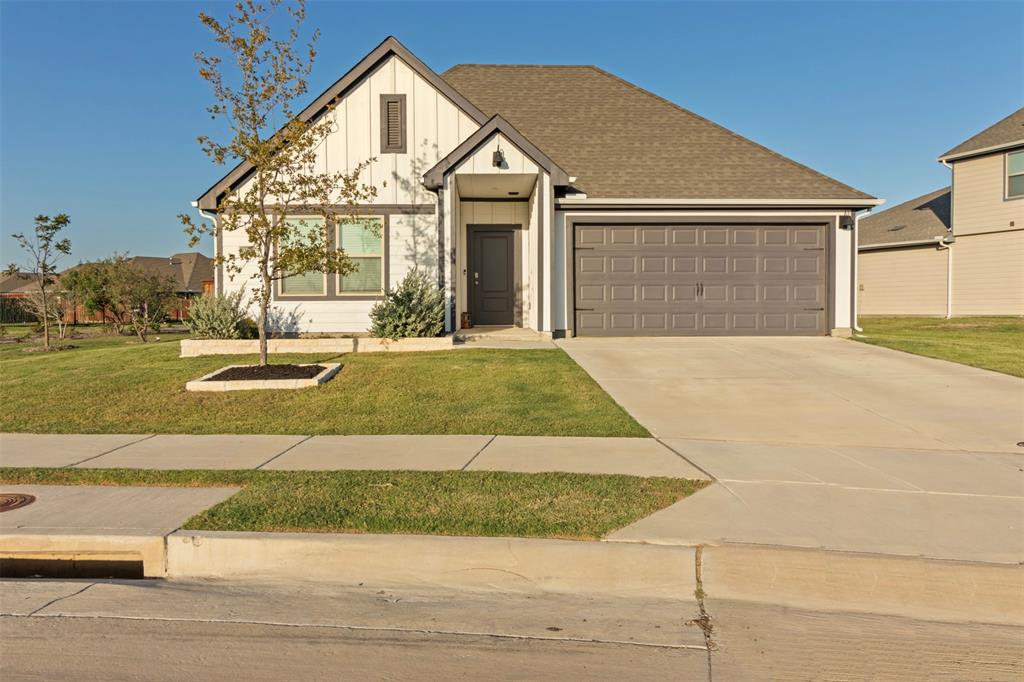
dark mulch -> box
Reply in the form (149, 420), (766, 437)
(206, 364), (326, 381)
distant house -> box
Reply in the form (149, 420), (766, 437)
(0, 252), (214, 324)
(859, 108), (1024, 316)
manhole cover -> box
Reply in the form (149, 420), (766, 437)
(0, 493), (36, 512)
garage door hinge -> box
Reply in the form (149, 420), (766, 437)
(803, 247), (825, 251)
(803, 307), (825, 311)
(575, 247), (595, 251)
(576, 308), (595, 312)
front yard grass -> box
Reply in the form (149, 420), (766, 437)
(0, 468), (705, 540)
(0, 335), (647, 436)
(854, 316), (1024, 378)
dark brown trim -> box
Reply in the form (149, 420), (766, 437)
(827, 216), (837, 331)
(467, 224), (523, 327)
(422, 115), (571, 190)
(459, 197), (530, 203)
(379, 94), (407, 154)
(196, 36), (488, 210)
(556, 202), (879, 212)
(563, 212), (574, 337)
(259, 204), (435, 215)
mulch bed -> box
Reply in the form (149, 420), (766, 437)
(205, 364), (326, 382)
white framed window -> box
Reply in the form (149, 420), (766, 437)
(279, 216), (328, 297)
(337, 216), (385, 295)
(1007, 150), (1024, 199)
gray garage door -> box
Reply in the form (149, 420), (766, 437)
(574, 224), (829, 336)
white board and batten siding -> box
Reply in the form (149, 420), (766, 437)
(220, 54), (479, 332)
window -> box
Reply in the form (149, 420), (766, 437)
(279, 217), (327, 296)
(380, 94), (406, 153)
(1007, 150), (1024, 199)
(338, 217), (384, 294)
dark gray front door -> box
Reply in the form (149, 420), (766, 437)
(470, 228), (515, 326)
(574, 223), (829, 336)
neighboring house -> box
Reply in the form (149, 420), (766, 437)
(0, 253), (214, 324)
(859, 108), (1024, 316)
(195, 37), (879, 337)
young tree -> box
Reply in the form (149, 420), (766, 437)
(105, 257), (177, 343)
(5, 214), (72, 349)
(179, 0), (378, 366)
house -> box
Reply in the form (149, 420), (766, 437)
(859, 108), (1024, 316)
(0, 253), (214, 324)
(195, 37), (879, 337)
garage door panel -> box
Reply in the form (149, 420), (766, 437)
(575, 224), (828, 336)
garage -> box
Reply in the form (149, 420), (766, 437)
(573, 223), (830, 336)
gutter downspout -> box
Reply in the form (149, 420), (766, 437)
(939, 158), (954, 319)
(852, 209), (871, 333)
(191, 201), (219, 294)
(937, 238), (954, 319)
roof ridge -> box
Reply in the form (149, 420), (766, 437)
(860, 186), (950, 221)
(583, 65), (874, 200)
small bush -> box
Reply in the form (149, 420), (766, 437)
(370, 270), (445, 339)
(187, 291), (254, 339)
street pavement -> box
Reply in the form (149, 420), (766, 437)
(1, 578), (1019, 681)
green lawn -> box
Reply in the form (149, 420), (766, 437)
(854, 316), (1024, 378)
(0, 335), (646, 436)
(0, 468), (704, 540)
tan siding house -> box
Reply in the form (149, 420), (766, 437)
(858, 108), (1024, 317)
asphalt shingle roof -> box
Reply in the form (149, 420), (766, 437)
(940, 107), (1024, 160)
(442, 64), (874, 202)
(858, 187), (951, 247)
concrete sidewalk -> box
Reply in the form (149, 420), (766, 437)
(0, 433), (709, 479)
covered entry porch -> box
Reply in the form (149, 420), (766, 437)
(423, 115), (568, 335)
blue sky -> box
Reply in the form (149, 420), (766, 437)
(1, 1), (1020, 264)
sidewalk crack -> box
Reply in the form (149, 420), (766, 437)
(27, 582), (96, 616)
(461, 435), (496, 471)
(67, 434), (157, 468)
(255, 435), (313, 470)
(687, 545), (716, 682)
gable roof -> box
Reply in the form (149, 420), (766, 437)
(422, 115), (570, 189)
(858, 187), (951, 248)
(195, 36), (488, 210)
(939, 107), (1024, 162)
(127, 253), (213, 293)
(442, 64), (875, 204)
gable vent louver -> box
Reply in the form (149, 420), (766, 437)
(380, 94), (406, 153)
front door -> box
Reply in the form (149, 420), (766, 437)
(469, 228), (516, 326)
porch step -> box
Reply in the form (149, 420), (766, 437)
(454, 326), (546, 343)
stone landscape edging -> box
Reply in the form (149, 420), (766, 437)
(185, 363), (341, 392)
(180, 336), (454, 357)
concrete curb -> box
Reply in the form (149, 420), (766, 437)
(700, 543), (1024, 626)
(165, 531), (697, 600)
(3, 529), (1021, 625)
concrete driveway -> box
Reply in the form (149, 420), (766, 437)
(559, 336), (1024, 563)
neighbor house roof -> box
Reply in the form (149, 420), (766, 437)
(127, 253), (213, 293)
(858, 187), (951, 249)
(442, 64), (875, 203)
(0, 272), (36, 295)
(939, 107), (1024, 162)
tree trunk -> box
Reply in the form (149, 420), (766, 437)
(258, 287), (270, 367)
(40, 285), (50, 350)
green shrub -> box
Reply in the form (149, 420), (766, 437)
(370, 270), (445, 339)
(187, 291), (254, 339)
